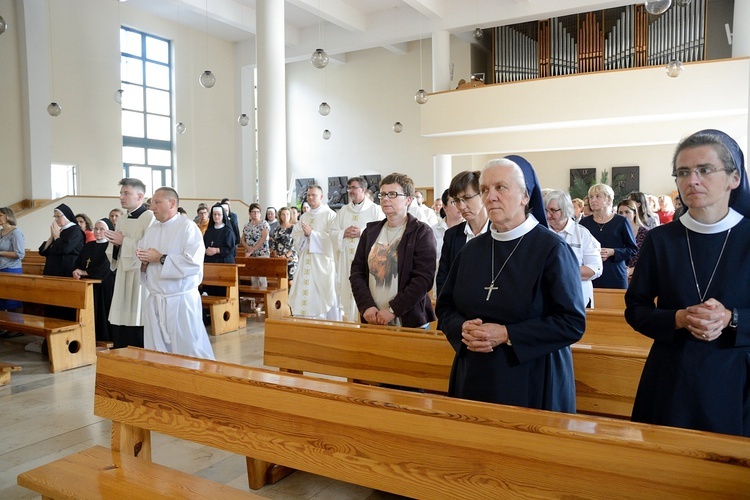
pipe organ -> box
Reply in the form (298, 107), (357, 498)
(494, 2), (706, 83)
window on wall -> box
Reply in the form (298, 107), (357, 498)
(120, 27), (173, 196)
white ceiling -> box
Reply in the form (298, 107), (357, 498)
(124, 0), (634, 62)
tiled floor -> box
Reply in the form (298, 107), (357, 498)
(0, 321), (406, 499)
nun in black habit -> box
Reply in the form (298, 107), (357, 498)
(39, 203), (85, 321)
(625, 129), (750, 437)
(72, 218), (115, 342)
(437, 156), (585, 412)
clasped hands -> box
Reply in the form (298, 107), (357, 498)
(462, 318), (509, 353)
(363, 306), (395, 325)
(676, 298), (731, 342)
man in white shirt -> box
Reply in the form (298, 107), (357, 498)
(331, 177), (384, 321)
(289, 185), (341, 319)
(544, 190), (603, 308)
(136, 187), (214, 359)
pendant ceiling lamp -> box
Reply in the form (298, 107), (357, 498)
(238, 113), (250, 126)
(46, 3), (61, 116)
(199, 1), (216, 88)
(0, 15), (8, 35)
(311, 1), (328, 68)
(414, 15), (428, 104)
(645, 0), (671, 15)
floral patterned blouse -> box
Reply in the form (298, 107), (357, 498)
(270, 225), (297, 281)
(243, 221), (270, 257)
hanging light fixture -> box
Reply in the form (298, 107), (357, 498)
(311, 1), (328, 69)
(393, 122), (403, 133)
(311, 48), (329, 69)
(665, 59), (683, 77)
(199, 0), (216, 88)
(414, 16), (428, 105)
(237, 113), (250, 126)
(175, 122), (187, 134)
(318, 102), (331, 116)
(199, 70), (216, 88)
(322, 129), (331, 140)
(0, 15), (8, 35)
(47, 102), (62, 117)
(114, 89), (123, 104)
(473, 28), (483, 40)
(645, 0), (672, 15)
(46, 2), (61, 116)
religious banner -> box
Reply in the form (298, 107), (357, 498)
(328, 176), (348, 209)
(362, 174), (382, 205)
(569, 168), (596, 200)
(295, 178), (316, 207)
(612, 166), (639, 201)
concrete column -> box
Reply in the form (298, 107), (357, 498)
(433, 154), (452, 202)
(256, 0), (287, 210)
(18, 0), (53, 201)
(431, 30), (451, 92)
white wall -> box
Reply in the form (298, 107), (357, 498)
(0, 0), (25, 204)
(285, 37), (471, 191)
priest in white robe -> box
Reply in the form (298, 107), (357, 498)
(289, 184), (341, 320)
(105, 178), (155, 348)
(331, 177), (384, 321)
(136, 187), (214, 360)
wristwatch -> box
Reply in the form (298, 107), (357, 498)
(729, 308), (739, 329)
(160, 254), (167, 265)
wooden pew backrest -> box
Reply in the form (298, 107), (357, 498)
(94, 347), (750, 498)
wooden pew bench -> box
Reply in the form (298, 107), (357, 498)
(200, 263), (241, 335)
(592, 287), (626, 310)
(0, 361), (22, 386)
(0, 273), (98, 373)
(583, 307), (653, 348)
(235, 257), (290, 320)
(21, 250), (45, 275)
(88, 347), (750, 497)
(263, 317), (648, 419)
(18, 445), (259, 499)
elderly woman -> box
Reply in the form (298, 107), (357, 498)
(436, 171), (489, 295)
(580, 184), (637, 289)
(349, 173), (436, 328)
(72, 219), (115, 342)
(0, 207), (25, 316)
(39, 203), (84, 278)
(625, 129), (750, 437)
(544, 190), (603, 308)
(437, 157), (585, 411)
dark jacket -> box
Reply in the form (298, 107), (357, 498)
(436, 220), (490, 296)
(349, 214), (437, 328)
(39, 224), (85, 277)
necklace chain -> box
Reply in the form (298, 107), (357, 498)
(485, 235), (525, 301)
(685, 227), (730, 303)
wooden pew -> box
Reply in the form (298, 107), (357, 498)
(200, 263), (241, 335)
(0, 273), (98, 373)
(592, 287), (626, 310)
(235, 257), (290, 319)
(18, 445), (259, 499)
(263, 317), (647, 419)
(21, 250), (45, 275)
(91, 347), (750, 497)
(0, 361), (22, 386)
(583, 308), (653, 348)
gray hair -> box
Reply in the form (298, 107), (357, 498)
(543, 190), (574, 220)
(481, 158), (528, 196)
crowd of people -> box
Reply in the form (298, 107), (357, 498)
(0, 128), (747, 438)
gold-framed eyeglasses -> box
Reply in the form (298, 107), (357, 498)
(454, 192), (480, 205)
(672, 165), (732, 179)
(377, 191), (407, 199)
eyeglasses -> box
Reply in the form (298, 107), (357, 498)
(545, 208), (562, 215)
(250, 210), (261, 214)
(347, 186), (363, 191)
(673, 165), (732, 179)
(454, 192), (480, 205)
(377, 191), (407, 199)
